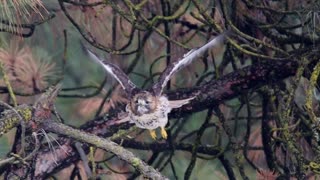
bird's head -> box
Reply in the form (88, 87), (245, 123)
(130, 91), (157, 116)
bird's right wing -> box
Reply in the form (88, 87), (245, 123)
(84, 47), (137, 95)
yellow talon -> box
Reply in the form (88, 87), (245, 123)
(149, 130), (157, 140)
(160, 127), (167, 139)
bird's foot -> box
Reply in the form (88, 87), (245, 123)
(149, 130), (157, 140)
(160, 127), (167, 139)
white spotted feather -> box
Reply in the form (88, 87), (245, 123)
(152, 33), (227, 96)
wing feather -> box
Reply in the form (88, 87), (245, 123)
(168, 95), (197, 109)
(152, 32), (228, 96)
(84, 47), (137, 95)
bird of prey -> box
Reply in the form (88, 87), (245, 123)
(85, 32), (227, 139)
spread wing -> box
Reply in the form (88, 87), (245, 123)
(152, 32), (228, 96)
(84, 47), (137, 95)
(169, 95), (197, 109)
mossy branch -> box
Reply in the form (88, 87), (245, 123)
(42, 121), (168, 180)
(0, 105), (32, 137)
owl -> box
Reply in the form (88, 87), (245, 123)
(85, 32), (227, 139)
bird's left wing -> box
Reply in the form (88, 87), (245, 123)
(152, 32), (229, 96)
(168, 95), (197, 109)
(84, 47), (137, 95)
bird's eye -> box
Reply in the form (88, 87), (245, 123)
(135, 100), (139, 104)
(146, 101), (150, 104)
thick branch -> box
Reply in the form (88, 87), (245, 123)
(168, 59), (300, 115)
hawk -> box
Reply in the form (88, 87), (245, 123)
(85, 32), (227, 139)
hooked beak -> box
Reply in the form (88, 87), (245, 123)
(137, 105), (148, 115)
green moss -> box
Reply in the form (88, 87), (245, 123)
(131, 158), (140, 167)
(0, 106), (32, 136)
(18, 108), (32, 122)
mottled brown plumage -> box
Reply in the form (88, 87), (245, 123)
(85, 32), (227, 139)
(130, 91), (158, 116)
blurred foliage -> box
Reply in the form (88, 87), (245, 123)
(0, 0), (320, 179)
